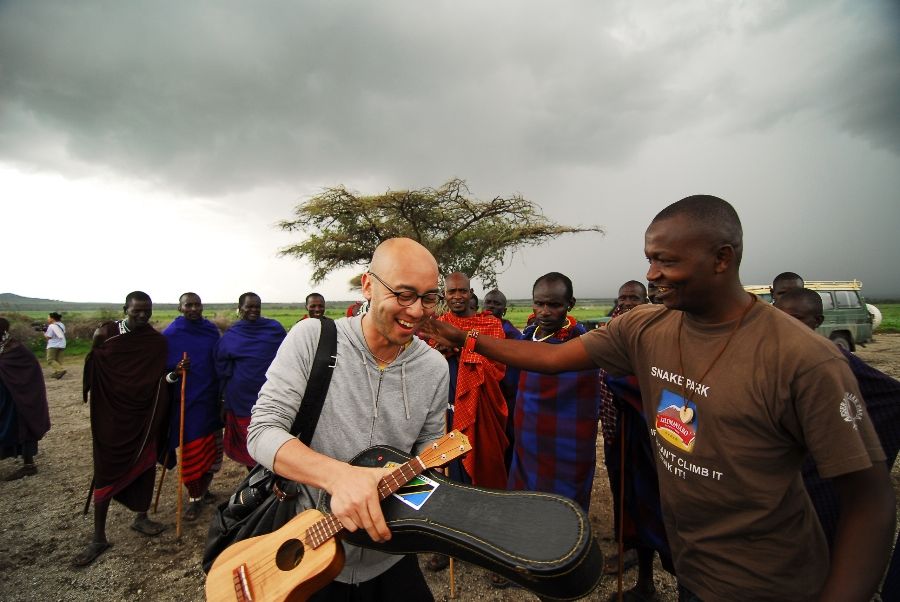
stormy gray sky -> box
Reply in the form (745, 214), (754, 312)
(3, 0), (899, 306)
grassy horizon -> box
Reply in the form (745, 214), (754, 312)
(11, 302), (899, 358)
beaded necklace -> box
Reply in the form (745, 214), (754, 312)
(531, 327), (557, 342)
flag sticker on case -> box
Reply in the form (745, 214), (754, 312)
(392, 473), (439, 510)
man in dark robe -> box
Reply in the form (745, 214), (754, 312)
(599, 281), (673, 598)
(73, 291), (176, 567)
(775, 287), (900, 600)
(0, 317), (51, 480)
(163, 292), (222, 521)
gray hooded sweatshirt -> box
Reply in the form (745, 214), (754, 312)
(247, 315), (449, 583)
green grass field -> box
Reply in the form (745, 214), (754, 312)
(11, 301), (898, 358)
(876, 303), (900, 333)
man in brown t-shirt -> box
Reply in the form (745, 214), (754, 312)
(420, 195), (894, 601)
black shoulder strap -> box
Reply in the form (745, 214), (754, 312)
(288, 317), (337, 445)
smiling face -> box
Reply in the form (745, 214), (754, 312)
(444, 273), (474, 317)
(239, 295), (261, 321)
(305, 294), (325, 319)
(617, 282), (647, 313)
(179, 293), (203, 321)
(124, 298), (153, 330)
(644, 215), (723, 316)
(532, 279), (572, 334)
(362, 239), (440, 349)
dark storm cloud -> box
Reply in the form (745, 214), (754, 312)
(0, 0), (897, 199)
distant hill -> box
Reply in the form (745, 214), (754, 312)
(0, 293), (162, 311)
(0, 293), (120, 311)
(1, 292), (622, 313)
(0, 293), (293, 312)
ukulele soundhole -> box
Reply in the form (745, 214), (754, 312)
(275, 538), (306, 571)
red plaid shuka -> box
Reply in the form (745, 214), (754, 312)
(224, 411), (255, 467)
(434, 312), (508, 488)
(509, 321), (602, 511)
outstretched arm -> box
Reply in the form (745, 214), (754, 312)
(418, 316), (596, 373)
(817, 463), (895, 601)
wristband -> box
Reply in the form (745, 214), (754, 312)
(463, 329), (479, 353)
(165, 371), (179, 384)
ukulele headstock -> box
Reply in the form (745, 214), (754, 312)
(418, 430), (471, 469)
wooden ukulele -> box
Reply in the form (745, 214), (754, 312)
(205, 430), (471, 602)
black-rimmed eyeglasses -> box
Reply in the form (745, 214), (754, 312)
(367, 272), (442, 308)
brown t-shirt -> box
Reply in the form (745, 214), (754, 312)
(581, 298), (884, 601)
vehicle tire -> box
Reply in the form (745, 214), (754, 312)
(867, 303), (883, 330)
(831, 333), (852, 351)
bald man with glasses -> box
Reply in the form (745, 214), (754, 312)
(248, 238), (449, 600)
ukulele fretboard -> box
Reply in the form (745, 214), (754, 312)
(303, 456), (427, 549)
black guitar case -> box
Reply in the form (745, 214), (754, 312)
(326, 445), (604, 601)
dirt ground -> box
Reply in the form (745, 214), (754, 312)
(3, 334), (900, 602)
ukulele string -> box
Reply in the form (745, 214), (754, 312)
(246, 455), (433, 583)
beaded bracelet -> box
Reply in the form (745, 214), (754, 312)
(464, 328), (479, 353)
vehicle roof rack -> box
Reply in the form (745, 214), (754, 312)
(743, 279), (863, 293)
(803, 280), (863, 290)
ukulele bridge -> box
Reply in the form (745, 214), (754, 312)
(232, 563), (254, 601)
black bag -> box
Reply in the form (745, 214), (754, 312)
(201, 317), (337, 573)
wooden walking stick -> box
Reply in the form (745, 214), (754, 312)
(82, 477), (95, 516)
(444, 422), (456, 599)
(449, 554), (456, 599)
(176, 351), (188, 538)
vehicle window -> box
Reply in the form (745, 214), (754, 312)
(818, 292), (834, 310)
(834, 291), (861, 309)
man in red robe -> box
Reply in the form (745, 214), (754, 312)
(432, 272), (508, 488)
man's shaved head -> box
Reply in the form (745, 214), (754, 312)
(370, 238), (439, 277)
(651, 195), (744, 265)
(774, 287), (824, 330)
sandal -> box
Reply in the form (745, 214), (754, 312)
(131, 517), (167, 536)
(71, 541), (111, 567)
(184, 500), (203, 522)
(4, 464), (37, 481)
(424, 553), (450, 572)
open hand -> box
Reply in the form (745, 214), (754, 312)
(418, 317), (466, 351)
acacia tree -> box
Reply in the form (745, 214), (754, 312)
(278, 178), (603, 289)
